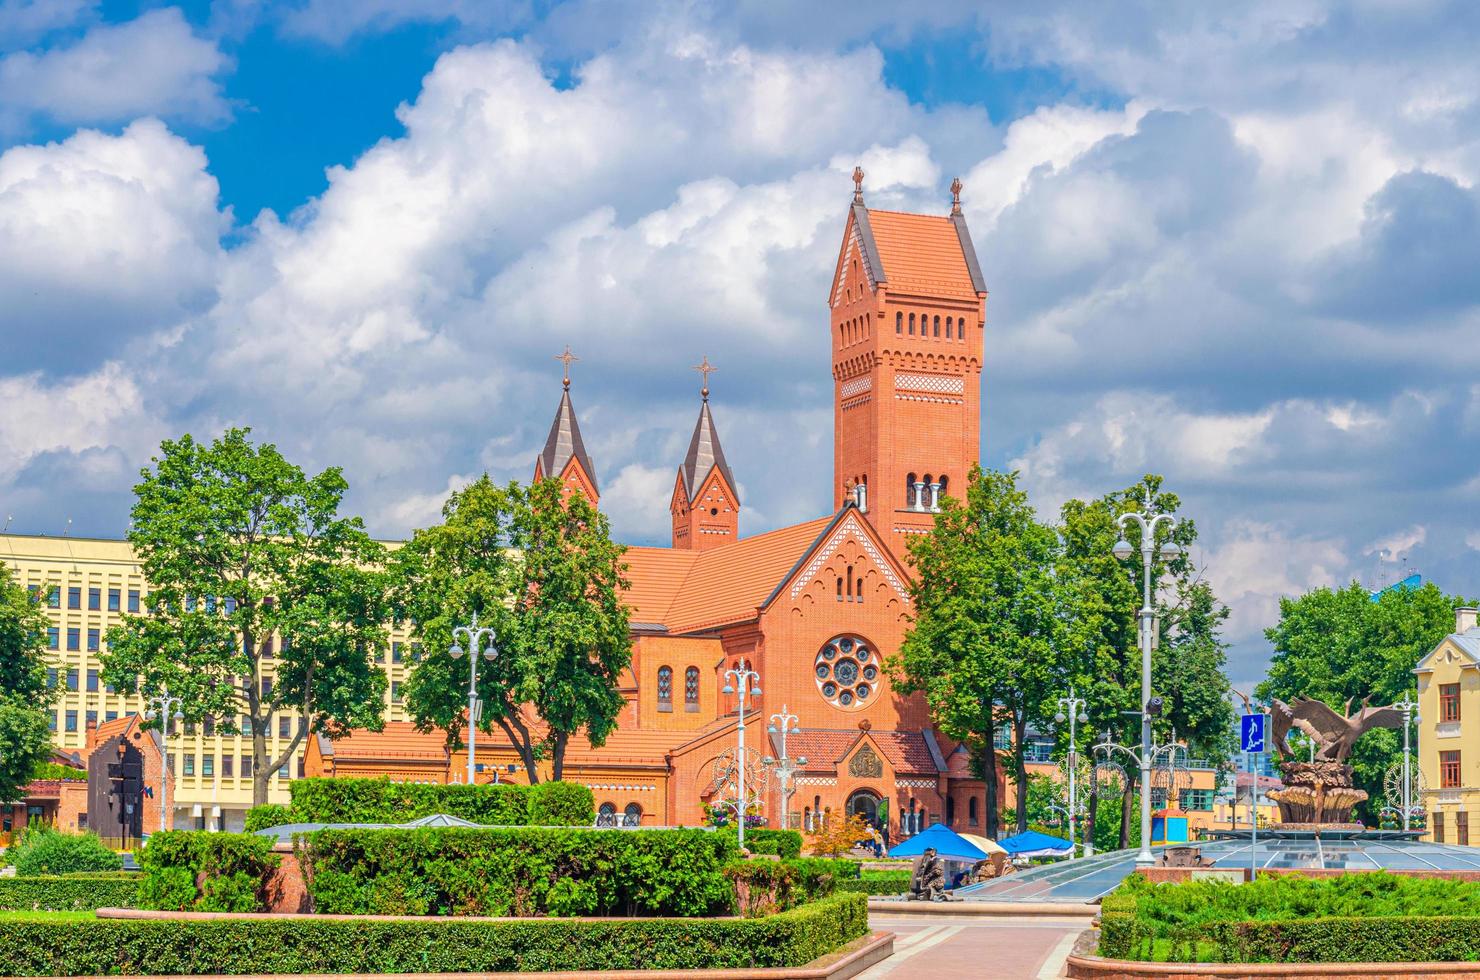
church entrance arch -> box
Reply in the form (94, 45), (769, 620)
(846, 789), (881, 824)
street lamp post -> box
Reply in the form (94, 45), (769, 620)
(1112, 491), (1181, 867)
(449, 610), (498, 786)
(765, 705), (807, 831)
(722, 662), (763, 850)
(143, 687), (184, 834)
(1055, 688), (1091, 857)
(1394, 691), (1419, 832)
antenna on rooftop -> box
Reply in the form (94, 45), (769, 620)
(1, 515), (10, 533)
(62, 518), (71, 537)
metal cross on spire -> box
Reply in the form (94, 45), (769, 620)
(693, 355), (717, 400)
(852, 165), (865, 203)
(950, 177), (963, 215)
(555, 345), (579, 390)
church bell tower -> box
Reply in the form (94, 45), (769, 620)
(830, 171), (987, 558)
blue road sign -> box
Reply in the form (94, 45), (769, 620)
(1240, 713), (1269, 754)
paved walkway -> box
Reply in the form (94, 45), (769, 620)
(859, 912), (1087, 980)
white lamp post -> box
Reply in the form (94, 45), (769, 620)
(722, 662), (763, 849)
(142, 687), (184, 834)
(1055, 688), (1091, 857)
(1112, 490), (1180, 867)
(765, 705), (807, 831)
(449, 610), (498, 786)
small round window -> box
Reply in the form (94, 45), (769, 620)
(815, 635), (877, 710)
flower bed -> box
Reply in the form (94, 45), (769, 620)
(1100, 872), (1480, 964)
(0, 892), (869, 976)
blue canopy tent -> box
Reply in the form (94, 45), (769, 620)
(887, 823), (988, 863)
(996, 830), (1074, 860)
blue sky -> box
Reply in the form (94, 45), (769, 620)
(4, 0), (1480, 686)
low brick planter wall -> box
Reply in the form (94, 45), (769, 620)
(1067, 952), (1480, 979)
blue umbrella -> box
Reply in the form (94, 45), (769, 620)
(996, 830), (1074, 859)
(886, 822), (988, 863)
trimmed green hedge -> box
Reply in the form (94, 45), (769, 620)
(836, 870), (910, 896)
(9, 829), (121, 876)
(30, 762), (86, 782)
(1100, 872), (1480, 963)
(137, 832), (279, 913)
(245, 777), (597, 829)
(744, 829), (803, 859)
(305, 827), (739, 917)
(0, 892), (869, 976)
(0, 874), (140, 911)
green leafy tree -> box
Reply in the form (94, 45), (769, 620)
(1058, 476), (1233, 848)
(892, 465), (1091, 838)
(102, 428), (392, 805)
(0, 564), (56, 801)
(399, 476), (632, 781)
(1258, 580), (1467, 820)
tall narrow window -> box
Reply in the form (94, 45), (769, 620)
(1435, 811), (1446, 843)
(946, 316), (954, 338)
(684, 666), (700, 710)
(88, 588), (100, 610)
(1442, 683), (1461, 722)
(933, 315), (941, 337)
(1441, 750), (1462, 788)
(895, 312), (902, 334)
(845, 566), (853, 598)
(937, 475), (949, 501)
(836, 577), (843, 601)
(908, 313), (915, 335)
(657, 666), (673, 711)
(905, 473), (917, 509)
(1461, 811), (1471, 846)
(968, 796), (979, 826)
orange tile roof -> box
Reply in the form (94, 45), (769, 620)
(784, 729), (941, 776)
(561, 727), (685, 767)
(621, 516), (833, 634)
(866, 209), (979, 299)
(320, 721), (448, 762)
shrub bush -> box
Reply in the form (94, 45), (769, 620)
(305, 826), (738, 917)
(744, 829), (803, 859)
(287, 777), (532, 825)
(9, 829), (121, 876)
(836, 870), (910, 896)
(0, 874), (140, 911)
(525, 781), (595, 826)
(0, 892), (868, 976)
(725, 860), (798, 917)
(1101, 872), (1480, 963)
(243, 804), (296, 833)
(30, 762), (86, 782)
(136, 832), (279, 913)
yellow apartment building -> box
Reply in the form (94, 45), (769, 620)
(1415, 605), (1480, 846)
(0, 532), (419, 831)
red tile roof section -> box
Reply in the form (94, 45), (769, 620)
(866, 209), (978, 298)
(622, 516), (833, 634)
(782, 729), (941, 775)
(322, 721), (448, 762)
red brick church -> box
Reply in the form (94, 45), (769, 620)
(328, 174), (995, 836)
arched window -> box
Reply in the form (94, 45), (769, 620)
(623, 803), (642, 827)
(657, 666), (673, 710)
(906, 472), (917, 509)
(597, 802), (618, 827)
(839, 322), (845, 345)
(908, 313), (915, 335)
(684, 666), (699, 710)
(804, 806), (812, 831)
(933, 315), (941, 337)
(836, 577), (843, 601)
(845, 566), (853, 598)
(895, 311), (902, 334)
(968, 796), (979, 826)
(946, 316), (953, 338)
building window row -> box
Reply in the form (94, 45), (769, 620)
(894, 311), (968, 341)
(657, 666), (702, 712)
(596, 802), (643, 827)
(838, 314), (871, 347)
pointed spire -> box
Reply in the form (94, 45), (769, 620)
(537, 361), (598, 494)
(681, 383), (737, 505)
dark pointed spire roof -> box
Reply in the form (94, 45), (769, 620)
(539, 387), (598, 492)
(682, 398), (737, 505)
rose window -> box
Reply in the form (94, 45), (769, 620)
(815, 635), (876, 710)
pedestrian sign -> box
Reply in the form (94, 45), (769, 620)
(1240, 713), (1269, 754)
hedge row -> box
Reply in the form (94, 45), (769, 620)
(742, 829), (803, 859)
(0, 892), (869, 976)
(836, 874), (910, 896)
(0, 875), (141, 911)
(722, 858), (854, 917)
(1213, 916), (1480, 964)
(137, 832), (279, 913)
(244, 777), (595, 829)
(305, 827), (739, 917)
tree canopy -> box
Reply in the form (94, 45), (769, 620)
(0, 564), (56, 801)
(399, 476), (631, 781)
(102, 428), (392, 806)
(1258, 579), (1468, 819)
